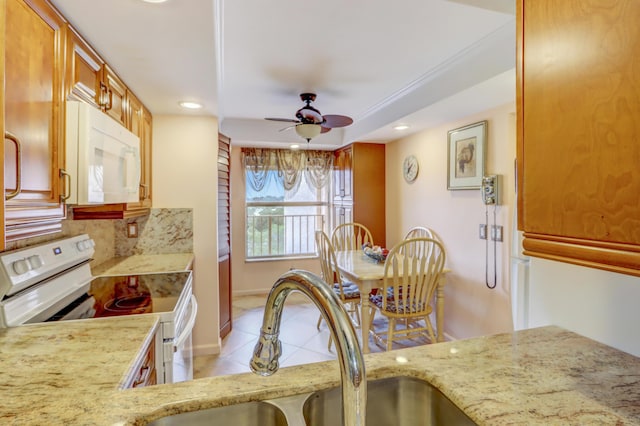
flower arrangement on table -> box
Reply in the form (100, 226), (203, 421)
(362, 242), (389, 263)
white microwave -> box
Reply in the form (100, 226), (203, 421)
(64, 101), (140, 205)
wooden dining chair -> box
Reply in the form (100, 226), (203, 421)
(331, 222), (374, 251)
(404, 226), (434, 240)
(369, 237), (446, 351)
(402, 226), (441, 258)
(315, 230), (362, 350)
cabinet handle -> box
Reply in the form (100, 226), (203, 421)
(132, 366), (151, 387)
(4, 131), (22, 201)
(59, 169), (71, 202)
(105, 88), (113, 111)
(99, 83), (107, 109)
(98, 83), (113, 111)
(140, 183), (149, 200)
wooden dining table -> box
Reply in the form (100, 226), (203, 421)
(333, 249), (449, 353)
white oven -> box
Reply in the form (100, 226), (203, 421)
(0, 234), (196, 384)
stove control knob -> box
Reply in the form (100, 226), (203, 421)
(27, 255), (44, 270)
(76, 239), (95, 251)
(12, 259), (32, 275)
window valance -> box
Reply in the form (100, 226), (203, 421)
(241, 148), (333, 191)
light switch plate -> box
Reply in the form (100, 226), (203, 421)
(491, 225), (503, 242)
(479, 224), (487, 240)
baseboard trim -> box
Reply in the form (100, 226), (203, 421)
(443, 332), (456, 342)
(193, 342), (220, 357)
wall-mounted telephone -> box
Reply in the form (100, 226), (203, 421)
(482, 175), (500, 205)
(481, 174), (501, 289)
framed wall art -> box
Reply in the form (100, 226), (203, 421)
(447, 120), (487, 190)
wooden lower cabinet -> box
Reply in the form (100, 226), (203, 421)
(126, 331), (157, 389)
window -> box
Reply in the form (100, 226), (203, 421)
(243, 148), (332, 260)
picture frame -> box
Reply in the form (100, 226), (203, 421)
(447, 120), (487, 190)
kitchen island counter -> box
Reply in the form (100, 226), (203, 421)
(1, 324), (639, 425)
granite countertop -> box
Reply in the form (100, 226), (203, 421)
(0, 315), (159, 424)
(1, 324), (639, 425)
(91, 253), (194, 276)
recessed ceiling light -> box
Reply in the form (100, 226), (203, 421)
(393, 124), (410, 131)
(179, 101), (203, 110)
(141, 0), (169, 3)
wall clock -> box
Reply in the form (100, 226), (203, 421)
(403, 155), (419, 183)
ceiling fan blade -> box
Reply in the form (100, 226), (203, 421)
(265, 117), (300, 123)
(279, 125), (296, 132)
(320, 126), (332, 134)
(322, 114), (353, 128)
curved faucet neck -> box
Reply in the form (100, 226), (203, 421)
(251, 269), (367, 426)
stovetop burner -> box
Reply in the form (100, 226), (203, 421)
(104, 294), (152, 314)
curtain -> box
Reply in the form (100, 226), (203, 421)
(241, 148), (332, 191)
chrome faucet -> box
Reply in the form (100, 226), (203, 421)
(251, 269), (367, 426)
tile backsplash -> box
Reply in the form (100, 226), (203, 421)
(3, 208), (193, 267)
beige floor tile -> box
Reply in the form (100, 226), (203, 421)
(193, 295), (431, 379)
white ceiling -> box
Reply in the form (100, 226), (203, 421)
(50, 0), (516, 150)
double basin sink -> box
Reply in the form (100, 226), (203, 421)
(148, 376), (477, 426)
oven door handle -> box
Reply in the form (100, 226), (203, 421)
(174, 295), (198, 352)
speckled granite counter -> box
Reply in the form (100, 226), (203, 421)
(0, 315), (159, 424)
(1, 324), (639, 425)
(92, 253), (194, 276)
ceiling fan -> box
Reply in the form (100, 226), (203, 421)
(265, 93), (353, 142)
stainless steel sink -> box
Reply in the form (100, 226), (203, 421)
(303, 376), (476, 426)
(146, 400), (288, 426)
(145, 376), (475, 426)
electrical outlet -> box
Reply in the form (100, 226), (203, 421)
(479, 224), (487, 240)
(127, 222), (138, 238)
(491, 225), (503, 242)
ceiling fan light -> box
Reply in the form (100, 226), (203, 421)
(295, 123), (322, 141)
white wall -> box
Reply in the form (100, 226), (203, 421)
(529, 258), (640, 356)
(230, 149), (321, 296)
(153, 115), (220, 356)
(385, 103), (516, 340)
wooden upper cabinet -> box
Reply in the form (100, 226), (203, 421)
(64, 24), (103, 107)
(3, 0), (67, 243)
(332, 143), (385, 247)
(126, 91), (152, 209)
(333, 145), (353, 203)
(517, 0), (640, 276)
(101, 65), (127, 127)
(140, 104), (153, 207)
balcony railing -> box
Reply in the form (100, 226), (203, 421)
(247, 213), (325, 259)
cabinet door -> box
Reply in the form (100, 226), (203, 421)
(139, 105), (153, 208)
(332, 204), (354, 230)
(65, 24), (103, 107)
(125, 91), (143, 208)
(333, 146), (353, 203)
(102, 65), (127, 126)
(517, 0), (640, 275)
(4, 0), (66, 241)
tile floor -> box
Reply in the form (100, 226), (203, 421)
(193, 293), (430, 379)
